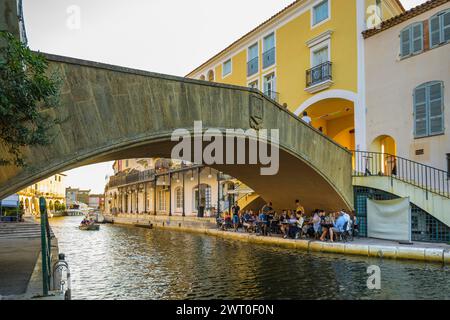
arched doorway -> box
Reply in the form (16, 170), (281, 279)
(302, 98), (355, 151)
(370, 135), (397, 176)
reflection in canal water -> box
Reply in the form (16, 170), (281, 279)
(50, 217), (449, 300)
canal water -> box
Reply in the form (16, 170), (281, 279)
(50, 217), (449, 300)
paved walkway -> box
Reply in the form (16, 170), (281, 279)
(0, 237), (41, 297)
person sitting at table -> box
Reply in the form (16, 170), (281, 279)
(287, 213), (299, 239)
(296, 213), (306, 239)
(279, 211), (289, 237)
(329, 211), (347, 242)
(319, 211), (335, 241)
(311, 210), (323, 238)
(222, 212), (232, 230)
(242, 211), (253, 233)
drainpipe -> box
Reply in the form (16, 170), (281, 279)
(168, 173), (172, 216)
(144, 183), (147, 214)
(197, 167), (200, 217)
(182, 171), (185, 217)
(154, 179), (157, 216)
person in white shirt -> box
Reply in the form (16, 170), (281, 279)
(301, 111), (312, 125)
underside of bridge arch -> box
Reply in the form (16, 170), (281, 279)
(0, 53), (354, 213)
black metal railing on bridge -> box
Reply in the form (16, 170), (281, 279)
(353, 151), (450, 199)
(306, 61), (332, 87)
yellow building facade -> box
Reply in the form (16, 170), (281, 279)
(187, 0), (404, 153)
(18, 174), (66, 216)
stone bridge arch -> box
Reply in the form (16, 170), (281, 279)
(0, 54), (353, 213)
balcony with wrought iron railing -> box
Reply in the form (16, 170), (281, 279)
(262, 47), (275, 69)
(247, 57), (259, 77)
(305, 61), (333, 93)
(107, 164), (211, 189)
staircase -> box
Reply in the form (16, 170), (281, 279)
(0, 221), (54, 240)
(235, 183), (265, 211)
(353, 151), (450, 227)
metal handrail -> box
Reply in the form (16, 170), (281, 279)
(353, 151), (450, 199)
(306, 61), (332, 87)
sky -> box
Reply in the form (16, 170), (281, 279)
(22, 0), (427, 193)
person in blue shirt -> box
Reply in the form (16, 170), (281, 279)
(232, 212), (240, 232)
(329, 212), (347, 242)
(258, 210), (268, 236)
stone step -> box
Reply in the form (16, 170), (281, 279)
(0, 222), (54, 239)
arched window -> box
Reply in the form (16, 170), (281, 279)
(400, 22), (423, 58)
(429, 9), (450, 48)
(199, 75), (206, 81)
(207, 70), (214, 82)
(414, 81), (444, 138)
(175, 187), (183, 211)
(193, 184), (211, 210)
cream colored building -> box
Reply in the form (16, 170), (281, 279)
(104, 159), (249, 217)
(364, 0), (449, 171)
(18, 174), (66, 216)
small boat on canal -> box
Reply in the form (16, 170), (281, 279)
(79, 215), (100, 231)
(79, 223), (100, 231)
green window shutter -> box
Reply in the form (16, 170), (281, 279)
(428, 82), (444, 135)
(412, 23), (423, 53)
(443, 10), (450, 42)
(429, 15), (441, 47)
(414, 86), (428, 137)
(400, 28), (411, 57)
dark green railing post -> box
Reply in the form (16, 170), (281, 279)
(39, 197), (49, 296)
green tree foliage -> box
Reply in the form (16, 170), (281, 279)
(0, 31), (61, 166)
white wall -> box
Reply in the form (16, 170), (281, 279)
(365, 3), (450, 171)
